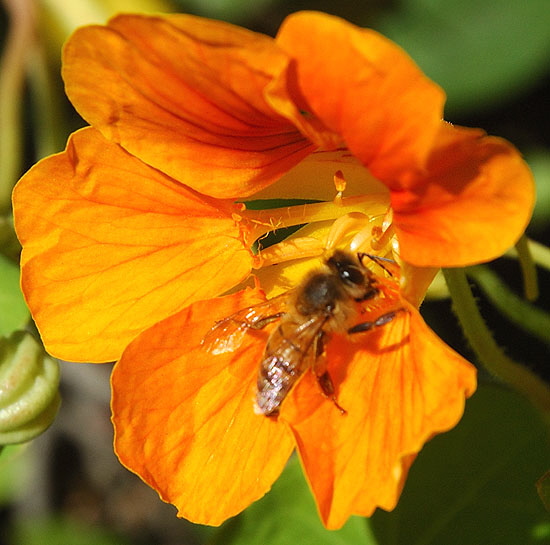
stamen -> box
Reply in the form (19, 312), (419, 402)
(333, 170), (346, 206)
(242, 195), (388, 243)
(349, 223), (379, 254)
(253, 237), (324, 269)
(326, 212), (371, 250)
(370, 208), (395, 252)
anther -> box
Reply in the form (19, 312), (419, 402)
(333, 170), (346, 206)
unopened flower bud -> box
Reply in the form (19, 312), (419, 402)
(0, 332), (61, 444)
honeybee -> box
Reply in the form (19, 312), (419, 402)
(202, 249), (402, 417)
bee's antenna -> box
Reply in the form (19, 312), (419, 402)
(357, 253), (395, 277)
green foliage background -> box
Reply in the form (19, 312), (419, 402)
(1, 0), (549, 544)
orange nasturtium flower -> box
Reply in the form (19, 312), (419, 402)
(13, 11), (533, 529)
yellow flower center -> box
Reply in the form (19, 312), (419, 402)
(238, 171), (397, 297)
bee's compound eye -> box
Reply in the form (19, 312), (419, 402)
(340, 266), (364, 286)
(327, 252), (365, 286)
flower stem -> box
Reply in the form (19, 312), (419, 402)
(26, 41), (67, 159)
(467, 265), (550, 344)
(515, 235), (538, 301)
(527, 238), (550, 272)
(0, 0), (35, 214)
(443, 267), (550, 424)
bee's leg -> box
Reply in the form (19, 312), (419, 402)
(312, 332), (347, 415)
(316, 371), (347, 415)
(357, 253), (397, 277)
(347, 308), (404, 334)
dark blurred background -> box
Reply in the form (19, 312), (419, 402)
(1, 1), (548, 544)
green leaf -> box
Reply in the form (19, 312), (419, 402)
(177, 0), (276, 24)
(11, 518), (130, 545)
(371, 385), (550, 545)
(375, 0), (550, 115)
(0, 254), (29, 335)
(210, 455), (378, 545)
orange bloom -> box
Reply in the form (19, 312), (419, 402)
(13, 11), (533, 529)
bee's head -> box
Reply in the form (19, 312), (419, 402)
(326, 249), (379, 302)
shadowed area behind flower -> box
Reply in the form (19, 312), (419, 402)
(3, 2), (548, 544)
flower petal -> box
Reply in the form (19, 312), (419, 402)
(271, 11), (446, 183)
(112, 289), (295, 525)
(281, 303), (476, 529)
(13, 128), (252, 362)
(392, 125), (535, 267)
(63, 14), (314, 199)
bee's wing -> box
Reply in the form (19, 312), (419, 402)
(201, 292), (290, 354)
(255, 314), (329, 415)
(276, 314), (329, 360)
